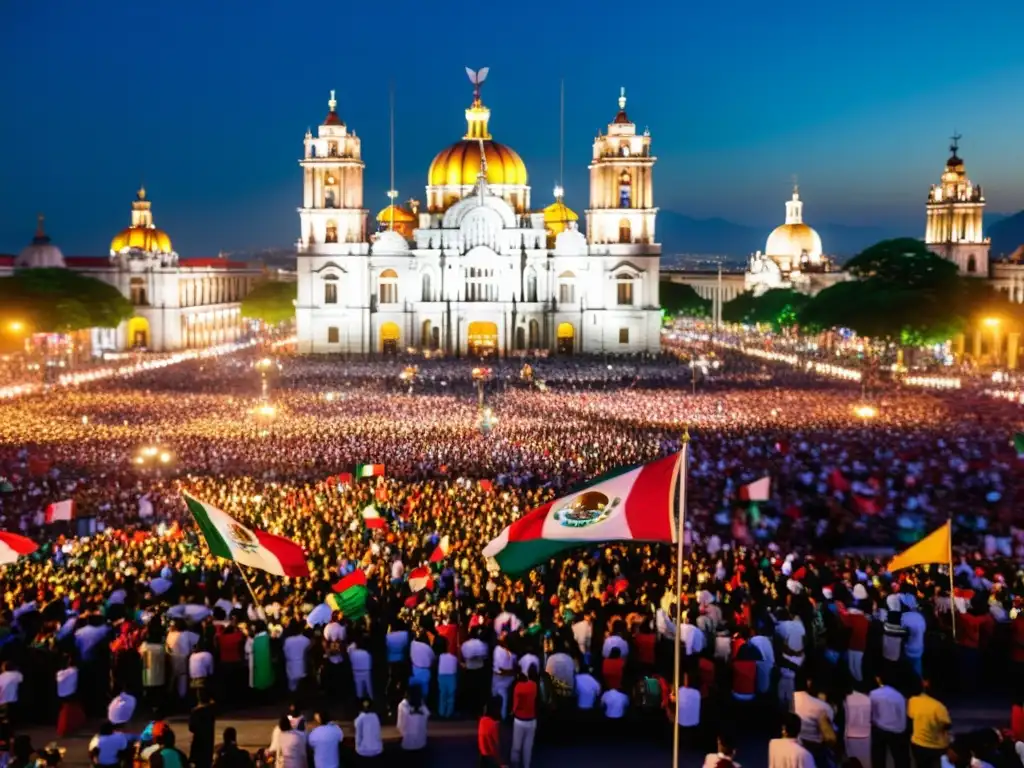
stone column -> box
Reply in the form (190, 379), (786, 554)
(972, 327), (982, 360)
(952, 333), (965, 360)
(1008, 332), (1020, 371)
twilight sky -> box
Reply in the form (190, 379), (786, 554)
(2, 0), (1023, 256)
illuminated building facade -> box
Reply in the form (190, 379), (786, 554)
(925, 135), (990, 276)
(295, 73), (663, 356)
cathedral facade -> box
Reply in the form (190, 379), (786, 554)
(295, 77), (663, 356)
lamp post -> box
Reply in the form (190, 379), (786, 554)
(983, 317), (1001, 367)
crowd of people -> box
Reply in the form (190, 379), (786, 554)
(0, 348), (1022, 767)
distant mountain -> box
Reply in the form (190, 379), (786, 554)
(988, 211), (1024, 257)
(657, 211), (902, 261)
(222, 247), (297, 269)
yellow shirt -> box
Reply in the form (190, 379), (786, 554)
(908, 694), (951, 749)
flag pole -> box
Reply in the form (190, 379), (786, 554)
(672, 429), (690, 768)
(236, 562), (267, 622)
(947, 518), (956, 640)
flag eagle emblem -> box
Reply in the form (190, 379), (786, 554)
(228, 523), (259, 553)
(552, 491), (619, 529)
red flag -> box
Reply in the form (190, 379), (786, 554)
(28, 456), (50, 477)
(408, 566), (433, 592)
(829, 469), (851, 493)
(479, 479), (493, 492)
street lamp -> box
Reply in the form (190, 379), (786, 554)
(8, 321), (24, 334)
(853, 404), (878, 420)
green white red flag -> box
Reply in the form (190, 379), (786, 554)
(482, 452), (681, 574)
(361, 504), (387, 529)
(183, 493), (309, 577)
(408, 566), (433, 592)
(45, 499), (75, 524)
(429, 535), (450, 563)
(357, 464), (385, 478)
(738, 476), (770, 502)
(0, 532), (38, 565)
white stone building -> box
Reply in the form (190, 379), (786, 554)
(0, 189), (263, 352)
(925, 135), (990, 276)
(295, 78), (662, 356)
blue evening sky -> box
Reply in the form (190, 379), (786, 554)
(2, 0), (1023, 255)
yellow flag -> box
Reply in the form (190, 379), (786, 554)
(886, 521), (951, 572)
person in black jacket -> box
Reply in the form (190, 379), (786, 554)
(188, 690), (217, 768)
(213, 727), (252, 768)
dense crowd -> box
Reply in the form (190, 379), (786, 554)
(0, 349), (1023, 768)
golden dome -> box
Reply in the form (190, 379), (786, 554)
(375, 204), (416, 224)
(765, 223), (822, 262)
(110, 226), (173, 254)
(542, 200), (578, 236)
(429, 139), (527, 188)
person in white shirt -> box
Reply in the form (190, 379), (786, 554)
(461, 630), (489, 714)
(0, 661), (24, 706)
(189, 641), (215, 691)
(768, 713), (816, 768)
(354, 699), (383, 759)
(268, 715), (307, 768)
(491, 638), (516, 719)
(792, 678), (834, 766)
(575, 667), (601, 710)
(282, 624), (312, 693)
(90, 722), (129, 767)
(749, 628), (775, 695)
(601, 687), (629, 719)
(572, 612), (594, 663)
(436, 640), (459, 719)
(703, 734), (740, 768)
(602, 630), (630, 659)
(349, 639), (373, 700)
(306, 709), (343, 768)
(166, 619), (199, 701)
(397, 686), (430, 754)
(901, 604), (927, 678)
(409, 633), (435, 697)
(676, 676), (702, 729)
(870, 675), (910, 768)
(844, 684), (872, 768)
(107, 688), (137, 727)
(680, 609), (707, 657)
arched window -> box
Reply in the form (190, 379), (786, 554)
(618, 219), (632, 244)
(619, 171), (631, 208)
(615, 273), (634, 306)
(525, 268), (538, 302)
(379, 268), (399, 304)
(325, 220), (338, 244)
(528, 319), (540, 349)
(465, 267), (497, 302)
(323, 274), (338, 304)
(967, 255), (977, 273)
(558, 271), (575, 305)
(325, 189), (336, 209)
(515, 326), (526, 350)
(421, 272), (432, 302)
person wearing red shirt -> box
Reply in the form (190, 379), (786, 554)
(602, 648), (626, 693)
(511, 669), (538, 768)
(840, 607), (870, 684)
(214, 618), (246, 709)
(957, 606), (995, 691)
(478, 696), (505, 768)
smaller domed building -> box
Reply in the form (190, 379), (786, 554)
(0, 188), (263, 352)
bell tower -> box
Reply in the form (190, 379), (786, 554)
(925, 134), (989, 276)
(585, 88), (658, 249)
(298, 90), (367, 252)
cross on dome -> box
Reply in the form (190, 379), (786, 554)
(950, 130), (962, 155)
(618, 87), (626, 111)
(329, 89), (337, 113)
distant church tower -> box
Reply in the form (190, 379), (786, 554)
(585, 88), (657, 247)
(298, 91), (367, 250)
(925, 134), (989, 276)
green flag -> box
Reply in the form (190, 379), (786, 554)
(328, 569), (368, 620)
(1014, 432), (1024, 457)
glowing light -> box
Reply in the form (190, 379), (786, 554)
(854, 405), (878, 419)
(257, 404), (277, 418)
(325, 392), (336, 402)
(143, 446), (158, 457)
(983, 317), (1001, 328)
(159, 452), (171, 463)
(904, 376), (961, 390)
(8, 321), (24, 333)
(81, 416), (89, 425)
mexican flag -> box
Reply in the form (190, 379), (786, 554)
(408, 566), (434, 593)
(183, 493), (309, 577)
(0, 532), (38, 565)
(357, 464), (385, 478)
(45, 499), (76, 524)
(328, 569), (368, 620)
(483, 452), (681, 575)
(429, 535), (450, 563)
(739, 476), (770, 502)
(361, 504), (387, 530)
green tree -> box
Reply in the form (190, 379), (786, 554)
(241, 280), (297, 325)
(722, 288), (808, 331)
(660, 282), (712, 319)
(799, 238), (1022, 342)
(0, 268), (133, 333)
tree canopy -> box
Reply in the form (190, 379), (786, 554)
(722, 288), (809, 331)
(798, 238), (1022, 343)
(660, 282), (712, 319)
(0, 268), (134, 333)
(241, 280), (297, 325)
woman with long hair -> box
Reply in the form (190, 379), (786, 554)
(396, 683), (430, 763)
